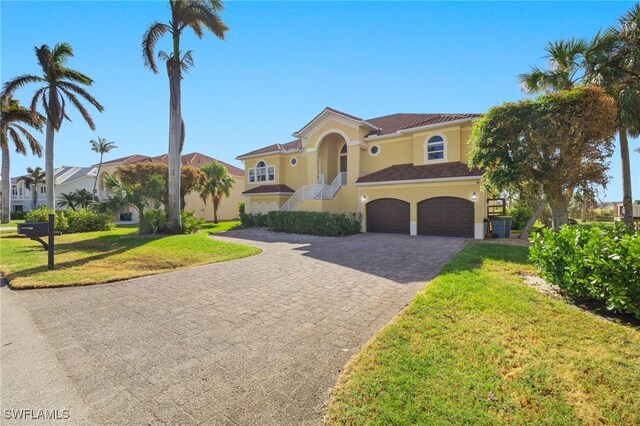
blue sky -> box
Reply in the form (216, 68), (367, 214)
(1, 1), (638, 201)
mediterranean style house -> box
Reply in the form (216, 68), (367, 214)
(4, 152), (244, 222)
(237, 107), (486, 239)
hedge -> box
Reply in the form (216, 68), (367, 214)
(24, 208), (112, 234)
(267, 211), (361, 237)
(529, 223), (640, 319)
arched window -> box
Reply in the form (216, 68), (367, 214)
(340, 143), (348, 173)
(250, 160), (275, 183)
(425, 135), (446, 161)
(11, 185), (17, 196)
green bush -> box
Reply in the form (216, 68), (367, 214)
(181, 210), (205, 234)
(24, 208), (69, 233)
(240, 212), (268, 227)
(267, 211), (361, 237)
(139, 209), (167, 235)
(508, 204), (534, 230)
(529, 223), (640, 318)
(24, 207), (112, 234)
(10, 211), (25, 220)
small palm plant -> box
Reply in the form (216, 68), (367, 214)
(90, 136), (117, 200)
(0, 95), (44, 223)
(74, 188), (94, 208)
(17, 166), (46, 210)
(142, 0), (228, 233)
(57, 192), (79, 211)
(2, 43), (104, 209)
(100, 174), (165, 229)
(200, 161), (234, 224)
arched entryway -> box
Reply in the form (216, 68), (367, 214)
(316, 132), (347, 184)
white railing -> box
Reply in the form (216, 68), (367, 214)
(280, 173), (346, 211)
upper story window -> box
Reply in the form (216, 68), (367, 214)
(425, 135), (446, 161)
(40, 186), (46, 194)
(248, 160), (275, 183)
(11, 185), (17, 196)
(18, 186), (23, 196)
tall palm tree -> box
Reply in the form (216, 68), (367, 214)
(17, 166), (46, 211)
(90, 136), (117, 200)
(2, 43), (104, 210)
(142, 0), (228, 233)
(585, 4), (640, 228)
(199, 161), (234, 224)
(0, 95), (44, 223)
(57, 191), (78, 211)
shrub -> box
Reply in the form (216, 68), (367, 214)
(139, 209), (167, 235)
(10, 211), (25, 220)
(24, 208), (69, 233)
(590, 207), (614, 222)
(529, 223), (640, 318)
(508, 204), (534, 230)
(267, 211), (361, 237)
(24, 207), (112, 234)
(181, 210), (205, 234)
(240, 212), (268, 227)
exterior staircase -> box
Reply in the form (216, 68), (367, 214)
(280, 172), (346, 211)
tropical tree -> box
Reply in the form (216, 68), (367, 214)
(17, 166), (45, 211)
(2, 43), (104, 209)
(57, 191), (78, 211)
(0, 95), (44, 223)
(99, 174), (165, 227)
(585, 4), (640, 228)
(199, 161), (234, 224)
(469, 87), (618, 230)
(142, 0), (229, 233)
(90, 136), (117, 200)
(74, 188), (94, 208)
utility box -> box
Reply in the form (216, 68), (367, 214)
(490, 217), (512, 238)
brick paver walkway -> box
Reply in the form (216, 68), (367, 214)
(5, 230), (467, 425)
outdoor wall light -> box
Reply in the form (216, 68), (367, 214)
(361, 195), (367, 202)
(471, 191), (477, 201)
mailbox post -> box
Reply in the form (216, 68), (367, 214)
(17, 213), (60, 270)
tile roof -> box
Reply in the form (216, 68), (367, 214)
(356, 162), (483, 184)
(237, 139), (302, 159)
(100, 154), (152, 166)
(100, 152), (244, 176)
(365, 113), (481, 136)
(239, 110), (480, 159)
(243, 184), (295, 194)
(293, 107), (366, 135)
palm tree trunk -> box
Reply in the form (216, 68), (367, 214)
(45, 120), (55, 209)
(619, 128), (633, 228)
(1, 143), (10, 223)
(166, 61), (182, 233)
(213, 197), (219, 224)
(93, 153), (103, 201)
(31, 184), (37, 210)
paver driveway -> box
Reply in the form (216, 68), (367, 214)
(2, 229), (467, 425)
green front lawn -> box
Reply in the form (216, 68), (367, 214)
(327, 243), (639, 426)
(0, 221), (259, 289)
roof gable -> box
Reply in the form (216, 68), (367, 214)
(292, 107), (379, 138)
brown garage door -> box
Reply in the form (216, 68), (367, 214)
(366, 198), (410, 234)
(418, 197), (474, 237)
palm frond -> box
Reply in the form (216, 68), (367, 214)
(142, 21), (171, 73)
(180, 50), (194, 72)
(1, 74), (45, 98)
(13, 124), (43, 157)
(7, 127), (26, 155)
(59, 69), (93, 85)
(60, 88), (96, 130)
(58, 81), (104, 112)
(51, 42), (74, 65)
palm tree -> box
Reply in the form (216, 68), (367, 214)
(585, 4), (640, 228)
(90, 136), (117, 200)
(0, 95), (44, 223)
(199, 161), (234, 224)
(17, 166), (46, 211)
(2, 43), (104, 210)
(100, 174), (165, 227)
(142, 0), (228, 233)
(57, 191), (78, 211)
(74, 188), (94, 208)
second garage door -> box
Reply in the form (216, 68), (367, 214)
(366, 198), (410, 234)
(418, 197), (474, 238)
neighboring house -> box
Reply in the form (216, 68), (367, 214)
(237, 107), (486, 239)
(97, 152), (244, 222)
(4, 166), (97, 213)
